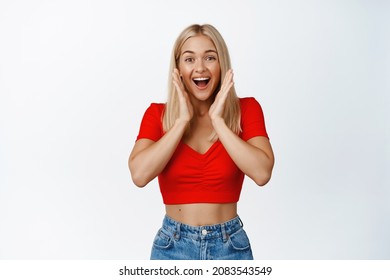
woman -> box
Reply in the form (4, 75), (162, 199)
(129, 24), (274, 260)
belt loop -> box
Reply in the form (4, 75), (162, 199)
(174, 221), (181, 241)
(221, 223), (228, 242)
(238, 216), (244, 227)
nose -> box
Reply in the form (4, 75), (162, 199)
(195, 59), (206, 73)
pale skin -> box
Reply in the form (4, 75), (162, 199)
(129, 35), (274, 226)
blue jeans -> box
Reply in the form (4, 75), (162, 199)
(150, 215), (254, 260)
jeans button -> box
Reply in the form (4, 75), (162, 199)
(201, 229), (208, 235)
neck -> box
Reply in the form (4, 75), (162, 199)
(190, 96), (214, 117)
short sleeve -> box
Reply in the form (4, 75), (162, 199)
(135, 103), (165, 142)
(240, 97), (269, 141)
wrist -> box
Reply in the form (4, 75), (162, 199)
(174, 118), (190, 129)
(211, 116), (225, 127)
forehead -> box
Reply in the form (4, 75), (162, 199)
(181, 35), (217, 53)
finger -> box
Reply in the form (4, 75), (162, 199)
(172, 69), (180, 85)
(221, 70), (233, 92)
(224, 69), (234, 89)
(173, 69), (187, 92)
(219, 72), (234, 99)
(172, 71), (184, 96)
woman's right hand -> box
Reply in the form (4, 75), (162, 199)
(172, 68), (193, 123)
(129, 69), (193, 187)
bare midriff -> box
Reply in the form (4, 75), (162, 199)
(165, 203), (237, 226)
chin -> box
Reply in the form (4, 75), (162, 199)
(190, 87), (217, 102)
(191, 92), (213, 102)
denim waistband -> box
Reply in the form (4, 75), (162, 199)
(161, 215), (243, 241)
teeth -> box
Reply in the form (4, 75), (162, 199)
(193, 77), (209, 81)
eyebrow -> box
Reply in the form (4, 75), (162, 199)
(181, 49), (217, 56)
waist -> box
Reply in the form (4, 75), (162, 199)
(165, 203), (237, 226)
(161, 215), (244, 241)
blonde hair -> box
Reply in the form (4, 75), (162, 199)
(163, 24), (241, 139)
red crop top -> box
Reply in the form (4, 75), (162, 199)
(135, 97), (269, 204)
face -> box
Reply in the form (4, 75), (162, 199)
(178, 35), (221, 102)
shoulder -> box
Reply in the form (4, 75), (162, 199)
(148, 102), (165, 111)
(239, 97), (265, 125)
(144, 102), (166, 117)
(238, 97), (269, 140)
(136, 103), (166, 141)
(239, 97), (263, 112)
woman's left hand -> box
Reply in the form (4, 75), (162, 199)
(209, 69), (234, 121)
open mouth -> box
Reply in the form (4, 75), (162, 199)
(192, 77), (210, 88)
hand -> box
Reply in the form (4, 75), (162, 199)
(209, 69), (234, 121)
(172, 68), (193, 123)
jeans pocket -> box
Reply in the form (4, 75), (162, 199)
(152, 228), (173, 249)
(228, 228), (251, 251)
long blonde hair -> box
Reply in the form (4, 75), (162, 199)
(163, 24), (241, 139)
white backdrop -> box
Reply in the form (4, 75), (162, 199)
(0, 0), (389, 259)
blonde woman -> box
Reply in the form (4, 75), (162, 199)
(129, 24), (274, 260)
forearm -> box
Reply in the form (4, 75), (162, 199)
(129, 119), (188, 187)
(212, 118), (274, 186)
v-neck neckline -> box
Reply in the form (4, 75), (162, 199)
(180, 140), (220, 156)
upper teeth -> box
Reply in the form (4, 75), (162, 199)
(193, 78), (209, 81)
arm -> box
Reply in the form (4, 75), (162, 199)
(212, 119), (274, 186)
(209, 70), (274, 186)
(128, 69), (193, 187)
(129, 119), (188, 187)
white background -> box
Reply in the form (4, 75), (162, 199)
(0, 0), (389, 259)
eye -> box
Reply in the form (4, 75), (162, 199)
(184, 57), (194, 63)
(205, 56), (217, 62)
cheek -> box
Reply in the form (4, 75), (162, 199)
(213, 69), (221, 84)
(216, 65), (221, 75)
(178, 63), (190, 75)
(178, 66), (192, 84)
(180, 74), (193, 89)
(211, 65), (221, 79)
